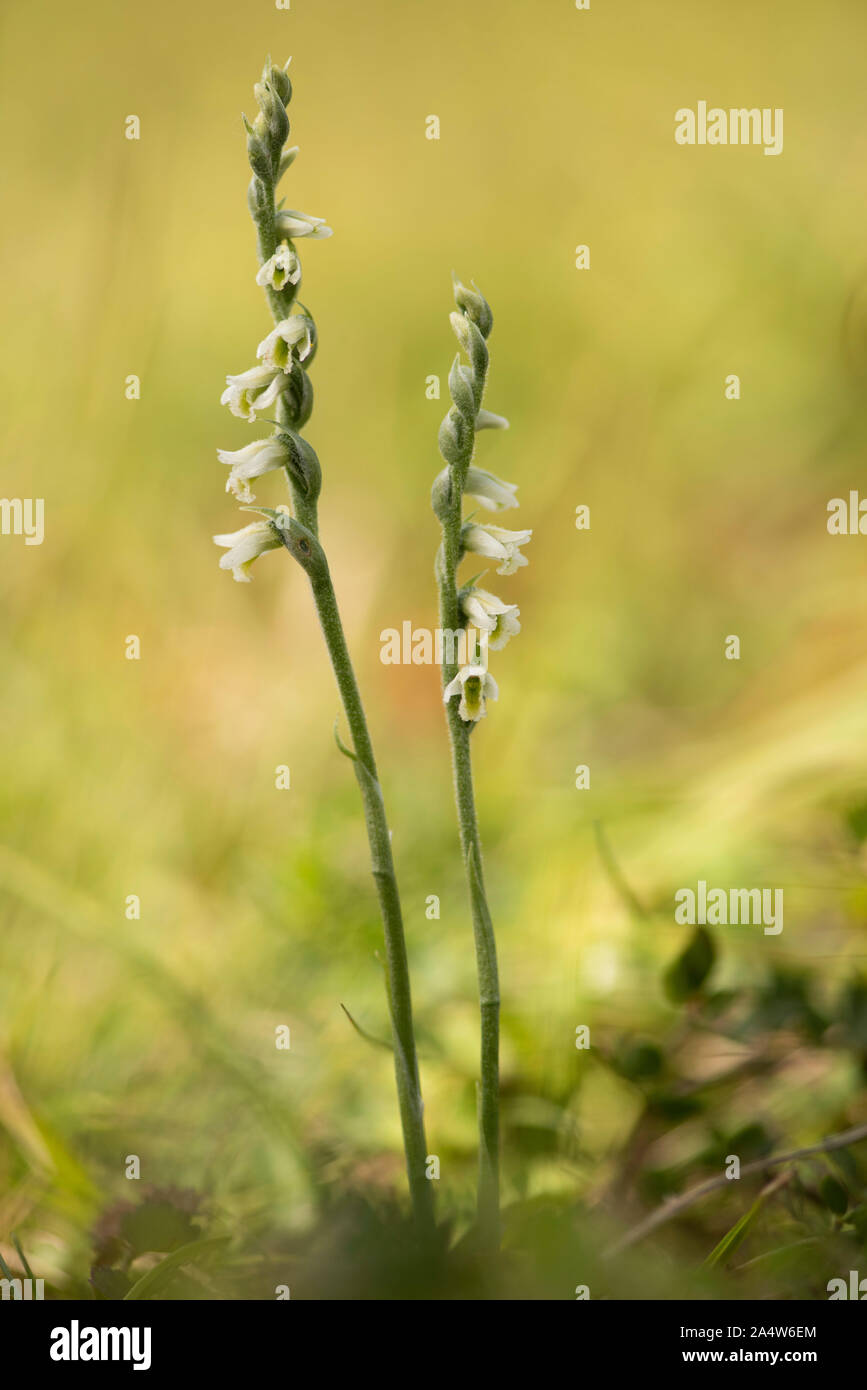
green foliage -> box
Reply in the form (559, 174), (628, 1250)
(663, 927), (715, 1002)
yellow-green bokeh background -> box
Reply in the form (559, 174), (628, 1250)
(2, 0), (867, 1282)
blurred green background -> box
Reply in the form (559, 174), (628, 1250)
(2, 0), (867, 1297)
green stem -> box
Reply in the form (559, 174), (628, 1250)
(447, 703), (501, 1243)
(248, 169), (434, 1235)
(436, 407), (501, 1246)
(309, 562), (435, 1234)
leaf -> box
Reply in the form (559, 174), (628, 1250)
(705, 1171), (792, 1269)
(820, 1175), (849, 1216)
(615, 1039), (664, 1082)
(705, 1196), (764, 1269)
(339, 1003), (393, 1052)
(664, 927), (715, 1003)
(332, 718), (357, 762)
(123, 1237), (230, 1301)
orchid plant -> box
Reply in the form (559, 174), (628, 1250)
(213, 58), (434, 1237)
(432, 279), (530, 1243)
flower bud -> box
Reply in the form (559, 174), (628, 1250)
(243, 114), (273, 183)
(463, 466), (519, 511)
(281, 427), (322, 503)
(281, 362), (314, 429)
(247, 173), (270, 220)
(254, 80), (289, 153)
(265, 58), (292, 107)
(431, 467), (454, 521)
(449, 312), (488, 401)
(452, 275), (493, 339)
(475, 409), (509, 431)
(438, 408), (468, 467)
(448, 355), (476, 422)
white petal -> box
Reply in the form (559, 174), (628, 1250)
(486, 525), (532, 545)
(461, 595), (496, 630)
(463, 526), (506, 560)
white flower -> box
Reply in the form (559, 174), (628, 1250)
(460, 588), (521, 650)
(275, 208), (333, 240)
(256, 315), (314, 372)
(212, 506), (290, 583)
(220, 364), (286, 421)
(443, 665), (499, 723)
(462, 523), (532, 575)
(256, 241), (301, 292)
(475, 409), (509, 431)
(217, 436), (289, 503)
(464, 467), (519, 512)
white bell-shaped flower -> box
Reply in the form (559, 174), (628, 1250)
(220, 364), (286, 421)
(443, 665), (499, 723)
(460, 588), (521, 650)
(462, 523), (532, 575)
(213, 506), (290, 582)
(217, 436), (290, 503)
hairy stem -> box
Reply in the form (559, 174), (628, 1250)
(309, 564), (434, 1233)
(436, 381), (501, 1245)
